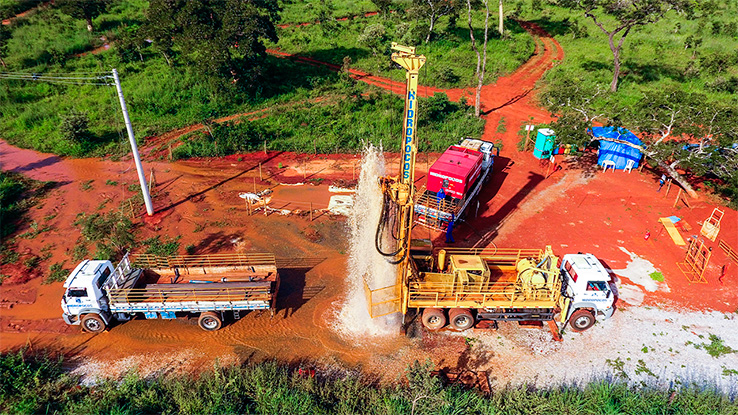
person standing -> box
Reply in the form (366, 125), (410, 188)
(658, 174), (666, 192)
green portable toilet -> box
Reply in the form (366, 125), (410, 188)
(533, 128), (555, 159)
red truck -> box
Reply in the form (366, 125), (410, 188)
(414, 138), (497, 230)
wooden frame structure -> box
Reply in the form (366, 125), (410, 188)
(719, 240), (738, 265)
(677, 238), (712, 284)
(700, 208), (724, 242)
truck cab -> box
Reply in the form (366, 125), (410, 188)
(61, 260), (114, 329)
(560, 253), (615, 330)
(458, 138), (496, 172)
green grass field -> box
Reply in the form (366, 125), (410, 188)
(0, 0), (532, 157)
(526, 2), (738, 112)
(2, 349), (736, 414)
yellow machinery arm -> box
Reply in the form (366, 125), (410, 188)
(377, 43), (426, 263)
(392, 42), (425, 190)
(373, 43), (426, 316)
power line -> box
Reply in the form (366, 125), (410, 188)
(0, 73), (107, 80)
(0, 71), (112, 86)
(0, 74), (111, 86)
(0, 70), (108, 76)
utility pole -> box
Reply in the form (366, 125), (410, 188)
(111, 69), (154, 216)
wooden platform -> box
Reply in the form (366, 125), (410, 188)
(659, 217), (686, 246)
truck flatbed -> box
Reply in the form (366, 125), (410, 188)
(414, 166), (491, 231)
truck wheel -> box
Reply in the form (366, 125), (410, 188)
(449, 308), (474, 331)
(569, 309), (595, 332)
(81, 314), (106, 333)
(198, 312), (222, 331)
(421, 308), (446, 330)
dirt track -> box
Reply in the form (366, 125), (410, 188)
(1, 17), (737, 385)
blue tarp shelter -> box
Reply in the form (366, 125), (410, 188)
(591, 126), (643, 170)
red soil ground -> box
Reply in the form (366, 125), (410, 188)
(1, 19), (736, 381)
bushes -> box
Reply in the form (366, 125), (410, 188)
(74, 210), (136, 260)
(173, 90), (484, 159)
(1, 351), (737, 414)
(142, 235), (181, 257)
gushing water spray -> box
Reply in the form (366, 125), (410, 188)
(336, 145), (401, 338)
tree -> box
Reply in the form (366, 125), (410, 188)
(357, 23), (387, 56)
(414, 0), (461, 43)
(466, 0), (490, 117)
(560, 0), (688, 92)
(55, 0), (111, 32)
(545, 84), (737, 201)
(626, 89), (737, 198)
(498, 0), (504, 35)
(0, 24), (10, 68)
(144, 0), (280, 87)
(371, 0), (394, 14)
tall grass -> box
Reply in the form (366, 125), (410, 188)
(1, 1), (525, 158)
(276, 10), (535, 88)
(529, 1), (738, 110)
(278, 0), (380, 24)
(172, 89), (486, 159)
(1, 348), (736, 414)
(0, 0), (43, 20)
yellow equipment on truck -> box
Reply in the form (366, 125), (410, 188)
(369, 44), (615, 337)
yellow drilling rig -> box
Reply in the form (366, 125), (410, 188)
(368, 44), (615, 337)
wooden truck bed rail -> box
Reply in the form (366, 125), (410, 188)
(407, 278), (562, 309)
(131, 253), (278, 278)
(108, 283), (273, 304)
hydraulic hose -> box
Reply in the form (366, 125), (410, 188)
(375, 191), (403, 258)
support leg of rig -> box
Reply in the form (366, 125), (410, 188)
(548, 319), (563, 342)
(401, 308), (419, 336)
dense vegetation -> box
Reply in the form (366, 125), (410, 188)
(173, 91), (485, 158)
(0, 0), (532, 158)
(275, 8), (534, 87)
(2, 348), (736, 414)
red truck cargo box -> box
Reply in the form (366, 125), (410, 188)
(427, 146), (483, 199)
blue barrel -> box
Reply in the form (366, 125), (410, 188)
(533, 128), (556, 159)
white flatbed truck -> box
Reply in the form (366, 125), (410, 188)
(61, 252), (279, 332)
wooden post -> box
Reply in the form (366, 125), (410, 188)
(247, 199), (252, 216)
(664, 179), (672, 197)
(148, 168), (155, 193)
(673, 188), (682, 208)
(264, 140), (267, 155)
(168, 144), (173, 161)
(259, 163), (263, 181)
(310, 202), (313, 222)
(525, 128), (531, 151)
(253, 177), (256, 193)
